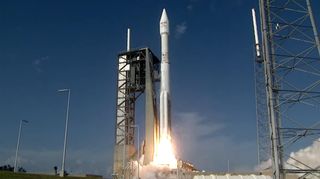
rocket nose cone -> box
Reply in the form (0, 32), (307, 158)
(160, 8), (169, 34)
(160, 9), (169, 23)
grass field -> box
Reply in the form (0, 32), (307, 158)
(0, 171), (103, 179)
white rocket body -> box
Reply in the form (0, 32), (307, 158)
(159, 9), (170, 140)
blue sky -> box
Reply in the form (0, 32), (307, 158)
(1, 0), (319, 177)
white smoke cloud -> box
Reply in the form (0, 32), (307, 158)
(172, 112), (257, 172)
(139, 164), (175, 179)
(127, 156), (185, 179)
(254, 159), (271, 171)
(287, 138), (320, 170)
(255, 138), (320, 178)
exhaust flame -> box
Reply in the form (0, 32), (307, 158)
(153, 136), (177, 169)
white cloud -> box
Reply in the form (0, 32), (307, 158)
(254, 138), (320, 178)
(187, 0), (199, 11)
(32, 56), (49, 72)
(172, 112), (257, 172)
(187, 4), (193, 11)
(175, 22), (187, 39)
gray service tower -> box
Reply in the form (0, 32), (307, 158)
(113, 47), (160, 178)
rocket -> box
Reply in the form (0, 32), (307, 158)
(153, 9), (177, 168)
(159, 9), (171, 140)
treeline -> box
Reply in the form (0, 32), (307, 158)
(0, 165), (26, 172)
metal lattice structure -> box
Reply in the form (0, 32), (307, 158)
(254, 58), (271, 166)
(255, 0), (320, 178)
(113, 48), (159, 178)
(252, 7), (272, 167)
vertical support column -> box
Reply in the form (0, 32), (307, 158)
(113, 54), (130, 178)
(259, 0), (281, 178)
(306, 0), (320, 56)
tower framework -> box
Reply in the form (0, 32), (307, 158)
(113, 48), (160, 178)
(254, 57), (271, 165)
(255, 0), (320, 178)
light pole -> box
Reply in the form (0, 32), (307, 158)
(14, 120), (28, 173)
(58, 88), (71, 177)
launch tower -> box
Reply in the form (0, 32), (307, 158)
(253, 0), (320, 178)
(113, 48), (160, 178)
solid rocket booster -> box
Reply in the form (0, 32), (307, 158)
(159, 9), (171, 139)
